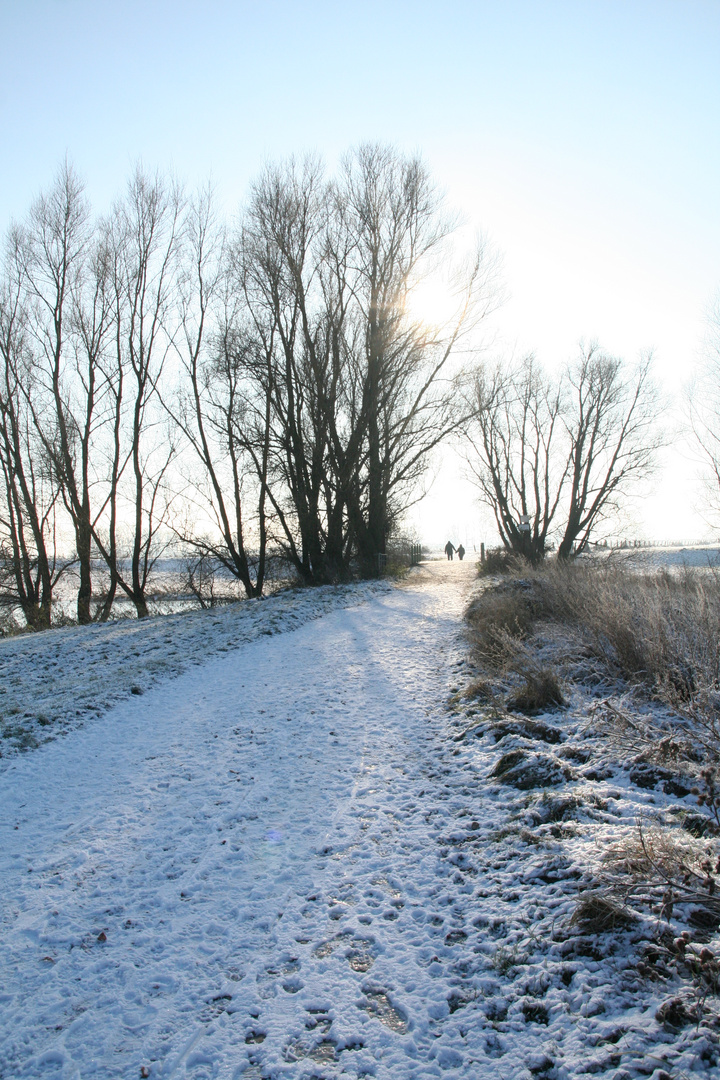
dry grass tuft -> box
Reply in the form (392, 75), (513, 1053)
(466, 586), (535, 666)
(602, 824), (720, 938)
(570, 892), (637, 934)
(469, 558), (720, 763)
(522, 560), (720, 724)
(463, 558), (720, 1014)
(607, 822), (717, 876)
(603, 825), (702, 881)
(478, 548), (530, 576)
(462, 678), (494, 703)
(507, 668), (564, 715)
(655, 996), (701, 1030)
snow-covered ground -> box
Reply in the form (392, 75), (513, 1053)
(606, 546), (720, 570)
(1, 562), (718, 1078)
(0, 581), (389, 761)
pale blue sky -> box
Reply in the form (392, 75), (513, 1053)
(2, 0), (719, 537)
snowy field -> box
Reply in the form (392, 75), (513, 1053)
(611, 545), (720, 570)
(1, 561), (718, 1078)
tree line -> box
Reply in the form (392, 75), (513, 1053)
(2, 145), (683, 631)
(0, 146), (499, 628)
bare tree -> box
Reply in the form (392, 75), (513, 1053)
(0, 247), (65, 628)
(466, 345), (660, 561)
(465, 356), (566, 564)
(240, 145), (498, 580)
(12, 165), (123, 624)
(74, 229), (124, 621)
(556, 345), (659, 558)
(334, 145), (458, 574)
(169, 187), (270, 597)
(101, 169), (182, 618)
(183, 551), (221, 609)
(241, 155), (347, 582)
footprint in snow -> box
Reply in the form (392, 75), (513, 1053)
(314, 932), (376, 971)
(360, 990), (408, 1033)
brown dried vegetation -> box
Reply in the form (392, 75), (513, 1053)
(465, 557), (720, 1020)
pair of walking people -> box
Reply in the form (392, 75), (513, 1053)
(444, 540), (465, 561)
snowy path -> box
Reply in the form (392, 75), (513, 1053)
(6, 563), (707, 1080)
(1, 561), (487, 1080)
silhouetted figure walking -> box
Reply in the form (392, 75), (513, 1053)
(457, 544), (465, 561)
(444, 540), (455, 560)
